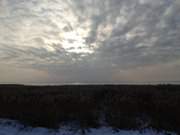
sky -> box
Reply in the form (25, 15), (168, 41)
(0, 0), (180, 84)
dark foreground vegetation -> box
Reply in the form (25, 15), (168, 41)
(0, 84), (180, 132)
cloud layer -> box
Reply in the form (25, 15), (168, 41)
(0, 0), (180, 84)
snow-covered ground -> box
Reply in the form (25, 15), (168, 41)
(0, 119), (177, 135)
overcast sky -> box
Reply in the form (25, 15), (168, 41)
(0, 0), (180, 84)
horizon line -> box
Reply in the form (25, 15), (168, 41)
(0, 81), (180, 86)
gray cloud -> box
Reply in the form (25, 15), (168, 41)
(0, 0), (180, 84)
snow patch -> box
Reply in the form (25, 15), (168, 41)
(0, 119), (177, 135)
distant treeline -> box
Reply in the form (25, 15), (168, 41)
(0, 84), (180, 132)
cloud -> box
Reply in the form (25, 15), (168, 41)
(0, 0), (180, 83)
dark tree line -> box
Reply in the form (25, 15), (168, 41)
(0, 84), (180, 133)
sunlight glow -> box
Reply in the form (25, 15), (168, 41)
(61, 28), (93, 54)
